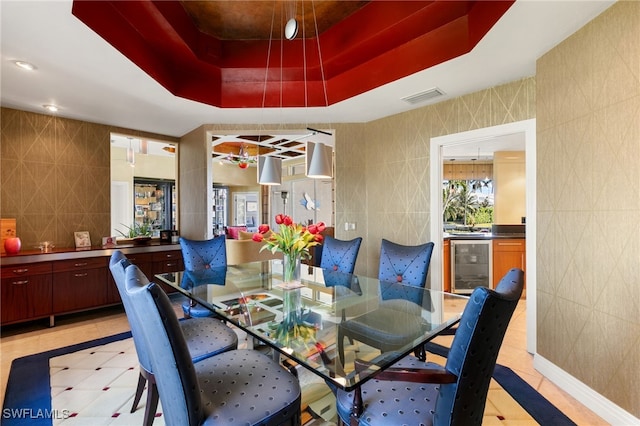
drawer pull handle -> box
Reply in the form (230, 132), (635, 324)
(74, 262), (88, 267)
(12, 268), (29, 274)
(12, 280), (29, 285)
(497, 243), (522, 246)
(166, 262), (176, 267)
(74, 273), (89, 278)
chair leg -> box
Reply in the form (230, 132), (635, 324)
(130, 371), (146, 413)
(143, 375), (159, 426)
(340, 309), (353, 345)
(413, 345), (426, 362)
(337, 329), (346, 366)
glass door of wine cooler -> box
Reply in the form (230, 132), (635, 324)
(451, 240), (492, 294)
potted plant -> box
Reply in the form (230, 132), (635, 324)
(117, 222), (153, 244)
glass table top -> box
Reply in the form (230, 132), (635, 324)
(156, 260), (468, 391)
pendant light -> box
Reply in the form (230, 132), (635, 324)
(303, 2), (333, 179)
(257, 2), (281, 185)
(126, 137), (135, 167)
(306, 141), (332, 178)
(258, 156), (282, 185)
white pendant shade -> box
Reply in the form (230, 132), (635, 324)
(258, 156), (282, 185)
(126, 138), (135, 167)
(306, 141), (332, 178)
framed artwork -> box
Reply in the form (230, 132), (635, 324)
(74, 231), (91, 248)
(102, 236), (117, 248)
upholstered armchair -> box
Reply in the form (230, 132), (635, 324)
(334, 268), (524, 426)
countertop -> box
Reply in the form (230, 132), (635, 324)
(0, 241), (181, 266)
(444, 233), (526, 240)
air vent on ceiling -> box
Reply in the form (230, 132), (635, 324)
(401, 87), (445, 105)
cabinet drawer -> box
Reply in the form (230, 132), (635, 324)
(154, 259), (183, 273)
(54, 257), (108, 272)
(493, 239), (525, 252)
(152, 250), (182, 262)
(53, 268), (107, 313)
(1, 274), (52, 323)
(1, 262), (52, 278)
(125, 253), (154, 264)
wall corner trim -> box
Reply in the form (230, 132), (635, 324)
(533, 354), (639, 425)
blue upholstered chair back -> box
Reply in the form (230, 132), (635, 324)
(124, 264), (203, 426)
(378, 239), (434, 289)
(108, 251), (151, 372)
(434, 268), (524, 426)
(320, 236), (362, 274)
(179, 236), (226, 270)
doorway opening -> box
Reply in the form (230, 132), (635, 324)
(430, 119), (536, 353)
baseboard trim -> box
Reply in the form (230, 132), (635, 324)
(534, 354), (639, 425)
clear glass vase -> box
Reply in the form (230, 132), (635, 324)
(283, 252), (301, 283)
(282, 286), (302, 330)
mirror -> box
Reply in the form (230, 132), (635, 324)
(110, 133), (177, 239)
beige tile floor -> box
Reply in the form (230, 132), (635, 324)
(0, 298), (608, 425)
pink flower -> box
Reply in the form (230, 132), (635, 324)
(252, 233), (264, 242)
(283, 215), (293, 226)
(275, 214), (285, 225)
(258, 224), (270, 234)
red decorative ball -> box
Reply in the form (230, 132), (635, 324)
(4, 237), (21, 255)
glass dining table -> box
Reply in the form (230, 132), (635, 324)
(155, 260), (468, 417)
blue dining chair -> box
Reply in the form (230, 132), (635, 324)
(179, 236), (227, 318)
(377, 238), (434, 288)
(336, 239), (435, 364)
(109, 251), (238, 426)
(334, 268), (524, 426)
(320, 236), (362, 274)
(123, 262), (302, 426)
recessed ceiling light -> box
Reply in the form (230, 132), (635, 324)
(42, 104), (59, 113)
(13, 60), (37, 71)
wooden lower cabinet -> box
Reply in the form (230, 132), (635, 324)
(443, 240), (451, 292)
(1, 246), (182, 326)
(124, 252), (154, 278)
(121, 251), (182, 294)
(53, 257), (108, 314)
(152, 250), (183, 294)
(1, 262), (53, 324)
(492, 239), (526, 287)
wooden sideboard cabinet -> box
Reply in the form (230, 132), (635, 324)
(52, 257), (108, 314)
(1, 262), (53, 325)
(1, 245), (182, 327)
(492, 239), (526, 287)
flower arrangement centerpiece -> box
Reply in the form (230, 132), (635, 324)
(253, 214), (326, 283)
